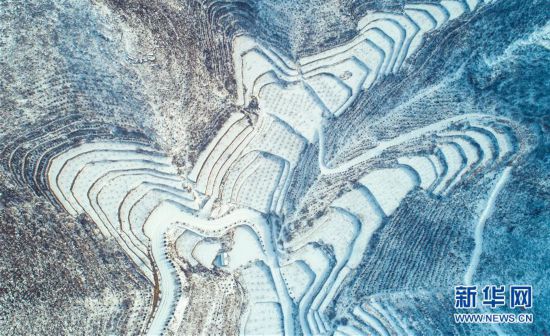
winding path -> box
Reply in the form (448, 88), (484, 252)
(464, 166), (512, 285)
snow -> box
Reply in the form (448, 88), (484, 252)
(175, 230), (203, 266)
(428, 154), (445, 185)
(127, 187), (193, 246)
(370, 301), (405, 335)
(144, 202), (295, 334)
(287, 245), (331, 335)
(447, 129), (495, 167)
(221, 152), (261, 202)
(240, 262), (279, 303)
(441, 1), (467, 20)
(465, 0), (480, 11)
(193, 116), (248, 192)
(244, 115), (306, 165)
(43, 141), (203, 286)
(228, 0), (474, 156)
(207, 126), (255, 197)
(300, 38), (382, 92)
(405, 4), (449, 29)
(353, 306), (390, 336)
(244, 302), (284, 336)
(359, 12), (418, 70)
(94, 172), (185, 234)
(405, 8), (437, 35)
(319, 113), (503, 175)
(289, 210), (360, 327)
(191, 239), (222, 269)
(438, 137), (480, 193)
(364, 29), (395, 75)
(332, 188), (378, 222)
(232, 35), (297, 105)
(397, 156), (437, 189)
(464, 167), (512, 285)
(280, 261), (315, 303)
(188, 113), (245, 182)
(226, 225), (265, 271)
(259, 81), (324, 142)
(30, 3), (510, 334)
(331, 190), (385, 267)
(478, 125), (514, 159)
(144, 214), (179, 336)
(233, 153), (285, 213)
(318, 58), (369, 117)
(432, 143), (465, 195)
(359, 167), (418, 216)
(335, 325), (367, 336)
(305, 73), (351, 114)
(47, 141), (167, 214)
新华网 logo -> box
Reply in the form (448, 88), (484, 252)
(453, 285), (533, 324)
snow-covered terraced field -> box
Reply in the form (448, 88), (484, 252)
(232, 0), (491, 123)
(2, 0), (544, 334)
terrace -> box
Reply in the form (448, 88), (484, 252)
(1, 0), (538, 334)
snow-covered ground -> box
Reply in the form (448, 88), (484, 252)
(25, 0), (533, 334)
(464, 167), (512, 285)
